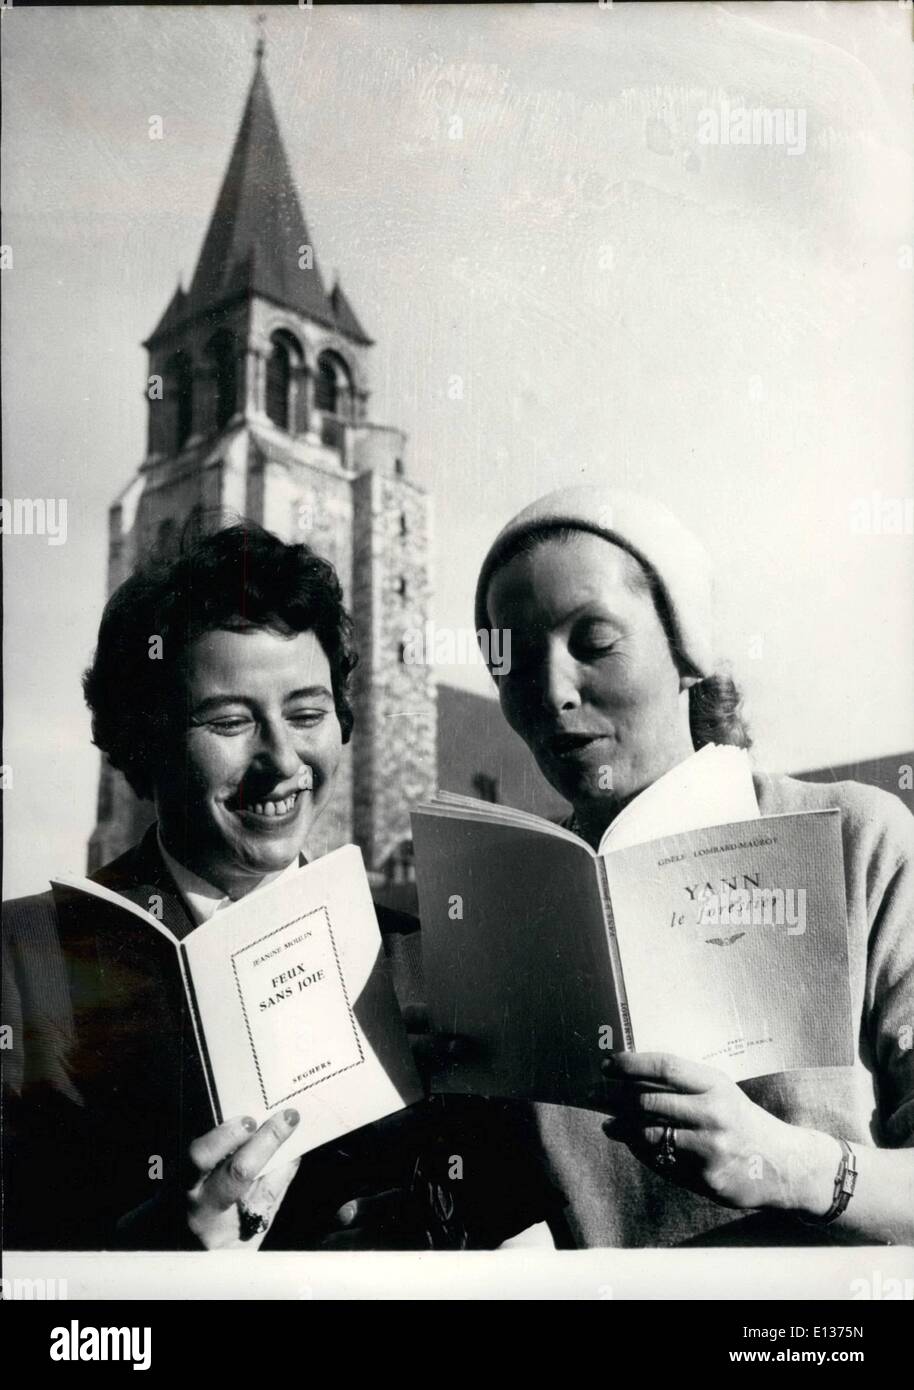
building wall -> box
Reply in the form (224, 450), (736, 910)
(350, 457), (437, 870)
(793, 752), (914, 817)
(436, 684), (569, 821)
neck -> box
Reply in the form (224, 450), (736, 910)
(208, 867), (271, 902)
(571, 791), (638, 850)
(157, 828), (282, 902)
(571, 734), (698, 849)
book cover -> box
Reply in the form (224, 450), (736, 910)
(413, 780), (854, 1104)
(601, 809), (854, 1082)
(52, 845), (422, 1172)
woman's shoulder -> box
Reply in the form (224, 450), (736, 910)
(752, 769), (914, 859)
(2, 887), (60, 946)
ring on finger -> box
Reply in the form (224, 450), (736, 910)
(653, 1124), (678, 1171)
(237, 1203), (271, 1241)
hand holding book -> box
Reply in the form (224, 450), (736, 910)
(598, 1049), (840, 1217)
(184, 1110), (303, 1250)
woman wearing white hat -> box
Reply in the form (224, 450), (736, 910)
(471, 486), (914, 1246)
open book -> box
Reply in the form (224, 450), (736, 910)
(52, 845), (421, 1172)
(412, 747), (854, 1102)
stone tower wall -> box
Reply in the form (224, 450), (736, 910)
(350, 457), (436, 870)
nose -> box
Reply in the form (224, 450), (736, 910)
(254, 717), (302, 782)
(539, 644), (582, 717)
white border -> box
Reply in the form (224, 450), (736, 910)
(3, 1247), (913, 1301)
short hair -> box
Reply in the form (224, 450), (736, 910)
(486, 523), (751, 752)
(83, 521), (358, 799)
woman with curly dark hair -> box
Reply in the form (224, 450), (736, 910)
(4, 520), (545, 1253)
(4, 522), (361, 1250)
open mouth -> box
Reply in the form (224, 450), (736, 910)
(226, 788), (308, 823)
(548, 733), (610, 760)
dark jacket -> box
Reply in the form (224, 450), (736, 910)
(2, 827), (557, 1250)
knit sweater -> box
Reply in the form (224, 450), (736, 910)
(522, 772), (914, 1246)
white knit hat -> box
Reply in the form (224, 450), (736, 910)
(474, 486), (714, 676)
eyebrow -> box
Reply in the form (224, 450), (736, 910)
(516, 601), (629, 633)
(191, 687), (334, 715)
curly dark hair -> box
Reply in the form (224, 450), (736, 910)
(83, 520), (358, 799)
(485, 523), (751, 752)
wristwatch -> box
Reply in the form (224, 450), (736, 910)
(799, 1137), (858, 1226)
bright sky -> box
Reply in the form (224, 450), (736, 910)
(3, 3), (913, 899)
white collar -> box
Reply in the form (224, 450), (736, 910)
(157, 832), (303, 927)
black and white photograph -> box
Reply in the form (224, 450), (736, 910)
(2, 0), (913, 1344)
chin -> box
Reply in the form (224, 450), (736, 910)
(573, 789), (627, 818)
(259, 846), (300, 872)
(537, 762), (611, 807)
(230, 838), (298, 877)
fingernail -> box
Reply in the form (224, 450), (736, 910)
(283, 1108), (300, 1126)
(241, 1116), (258, 1133)
(336, 1201), (358, 1226)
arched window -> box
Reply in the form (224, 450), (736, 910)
(266, 339), (291, 429)
(315, 350), (352, 419)
(155, 517), (178, 559)
(265, 331), (302, 431)
(315, 355), (337, 414)
(206, 330), (237, 430)
(166, 350), (194, 451)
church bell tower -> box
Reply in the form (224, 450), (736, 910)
(88, 42), (437, 880)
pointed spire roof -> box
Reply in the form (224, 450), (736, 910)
(148, 281), (188, 345)
(329, 278), (373, 346)
(146, 55), (371, 346)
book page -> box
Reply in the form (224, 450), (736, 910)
(420, 789), (586, 847)
(600, 744), (760, 854)
(184, 845), (421, 1172)
(602, 810), (854, 1083)
(412, 812), (622, 1106)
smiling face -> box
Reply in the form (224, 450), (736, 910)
(486, 531), (695, 832)
(153, 625), (343, 898)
